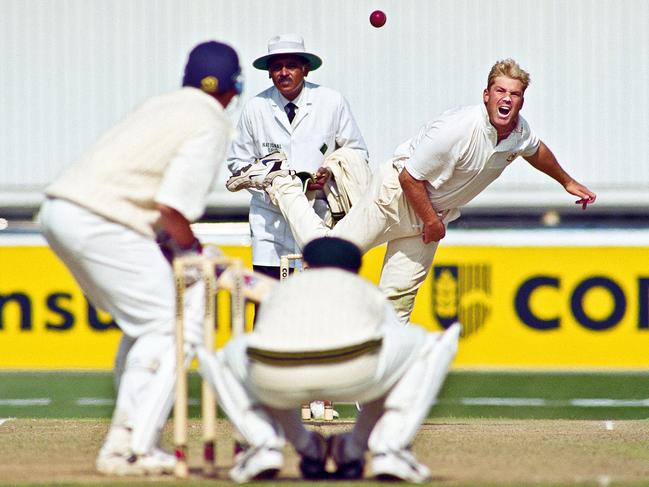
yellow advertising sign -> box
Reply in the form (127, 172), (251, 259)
(0, 245), (254, 370)
(1, 242), (648, 369)
(404, 246), (649, 369)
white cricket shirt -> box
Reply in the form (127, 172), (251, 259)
(46, 88), (234, 238)
(398, 104), (540, 212)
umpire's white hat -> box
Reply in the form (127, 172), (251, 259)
(253, 33), (322, 71)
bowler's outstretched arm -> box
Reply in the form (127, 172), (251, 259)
(523, 141), (597, 204)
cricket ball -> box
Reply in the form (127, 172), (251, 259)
(370, 10), (387, 28)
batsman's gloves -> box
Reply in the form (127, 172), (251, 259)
(156, 231), (202, 262)
(156, 232), (203, 286)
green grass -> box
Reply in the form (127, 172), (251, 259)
(434, 370), (649, 419)
(2, 370), (649, 420)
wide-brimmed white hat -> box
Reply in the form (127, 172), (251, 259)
(253, 33), (322, 71)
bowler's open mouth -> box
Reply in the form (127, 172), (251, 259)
(498, 106), (511, 116)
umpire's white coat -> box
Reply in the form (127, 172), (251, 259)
(227, 81), (368, 266)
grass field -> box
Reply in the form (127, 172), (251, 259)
(2, 370), (649, 486)
(3, 370), (649, 420)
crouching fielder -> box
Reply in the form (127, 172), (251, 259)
(198, 237), (460, 483)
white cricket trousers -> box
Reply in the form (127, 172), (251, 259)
(39, 197), (205, 454)
(198, 323), (460, 459)
(268, 159), (446, 323)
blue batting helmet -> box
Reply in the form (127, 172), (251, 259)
(183, 41), (243, 95)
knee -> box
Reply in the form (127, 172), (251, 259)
(124, 334), (174, 373)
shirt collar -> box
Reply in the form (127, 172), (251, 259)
(278, 85), (306, 110)
(480, 104), (496, 137)
(480, 103), (523, 148)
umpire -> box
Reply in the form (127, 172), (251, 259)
(227, 33), (369, 280)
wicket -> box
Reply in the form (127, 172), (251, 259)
(279, 253), (304, 280)
(172, 253), (246, 478)
(279, 254), (334, 422)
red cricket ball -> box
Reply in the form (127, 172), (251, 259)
(370, 10), (387, 28)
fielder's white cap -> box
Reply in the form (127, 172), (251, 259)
(253, 33), (322, 71)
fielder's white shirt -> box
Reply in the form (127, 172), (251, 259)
(396, 104), (540, 212)
(250, 268), (386, 353)
(228, 81), (369, 266)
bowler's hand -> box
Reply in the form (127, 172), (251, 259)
(422, 217), (446, 244)
(307, 167), (332, 190)
(565, 181), (597, 210)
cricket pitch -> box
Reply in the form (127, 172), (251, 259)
(2, 418), (649, 486)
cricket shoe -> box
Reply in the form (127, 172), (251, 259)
(140, 448), (177, 474)
(298, 432), (329, 480)
(96, 449), (145, 476)
(371, 449), (432, 483)
(328, 433), (365, 480)
(96, 447), (176, 476)
(229, 445), (283, 483)
(226, 151), (294, 192)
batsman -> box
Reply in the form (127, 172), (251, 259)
(39, 41), (243, 475)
